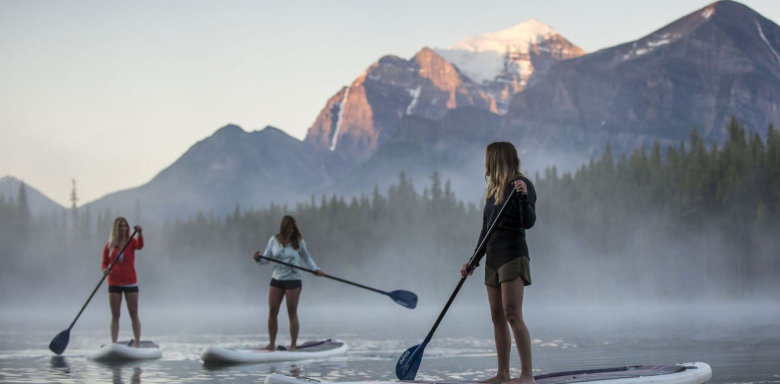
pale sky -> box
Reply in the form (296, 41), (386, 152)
(2, 0), (779, 207)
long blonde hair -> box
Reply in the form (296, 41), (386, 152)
(484, 142), (524, 204)
(108, 217), (130, 249)
(275, 215), (302, 250)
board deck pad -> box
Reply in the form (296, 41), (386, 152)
(110, 340), (159, 348)
(276, 340), (341, 352)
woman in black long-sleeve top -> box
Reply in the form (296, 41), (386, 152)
(461, 142), (536, 384)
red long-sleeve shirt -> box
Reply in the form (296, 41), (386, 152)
(101, 236), (144, 286)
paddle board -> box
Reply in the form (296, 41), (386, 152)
(265, 362), (711, 384)
(202, 339), (348, 365)
(88, 340), (163, 362)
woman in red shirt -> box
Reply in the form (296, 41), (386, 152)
(101, 217), (144, 347)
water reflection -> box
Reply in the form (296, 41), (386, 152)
(50, 355), (70, 374)
(111, 365), (142, 384)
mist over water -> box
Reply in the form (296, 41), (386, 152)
(1, 301), (779, 383)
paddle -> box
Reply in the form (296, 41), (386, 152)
(255, 255), (418, 309)
(49, 229), (139, 355)
(396, 188), (518, 380)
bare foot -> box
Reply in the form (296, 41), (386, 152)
(263, 344), (275, 351)
(134, 340), (141, 348)
(505, 375), (535, 384)
(478, 375), (509, 383)
(288, 345), (297, 351)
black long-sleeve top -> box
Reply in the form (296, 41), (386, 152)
(473, 175), (537, 269)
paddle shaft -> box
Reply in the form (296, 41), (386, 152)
(256, 255), (388, 296)
(423, 188), (518, 339)
(66, 230), (139, 330)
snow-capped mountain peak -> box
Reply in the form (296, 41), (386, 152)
(434, 19), (584, 93)
(448, 19), (558, 54)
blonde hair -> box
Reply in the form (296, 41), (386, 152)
(484, 142), (524, 204)
(108, 217), (130, 249)
(275, 215), (302, 250)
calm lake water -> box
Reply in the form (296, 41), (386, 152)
(1, 301), (778, 384)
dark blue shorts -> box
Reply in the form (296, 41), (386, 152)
(270, 279), (302, 291)
(108, 285), (139, 294)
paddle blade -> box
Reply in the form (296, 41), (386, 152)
(49, 329), (70, 355)
(389, 290), (418, 309)
(396, 343), (425, 380)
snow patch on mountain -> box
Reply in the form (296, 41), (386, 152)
(434, 49), (504, 83)
(621, 32), (679, 61)
(330, 86), (350, 151)
(434, 20), (568, 83)
(702, 6), (715, 19)
(406, 86), (421, 115)
(448, 19), (557, 53)
(756, 21), (780, 65)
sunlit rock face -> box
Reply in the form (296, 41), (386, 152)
(305, 48), (498, 163)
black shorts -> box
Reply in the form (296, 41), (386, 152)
(108, 285), (139, 294)
(270, 279), (302, 291)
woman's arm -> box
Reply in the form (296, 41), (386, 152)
(520, 179), (536, 229)
(101, 244), (110, 271)
(134, 225), (144, 249)
(298, 240), (321, 272)
(254, 236), (276, 263)
(473, 204), (489, 260)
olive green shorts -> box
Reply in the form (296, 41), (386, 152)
(485, 257), (531, 287)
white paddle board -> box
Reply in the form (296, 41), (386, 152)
(202, 339), (348, 365)
(265, 362), (711, 384)
(88, 340), (163, 362)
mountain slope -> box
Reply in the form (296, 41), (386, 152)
(85, 125), (346, 221)
(0, 176), (64, 215)
(504, 1), (780, 155)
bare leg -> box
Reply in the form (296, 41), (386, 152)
(285, 287), (302, 351)
(125, 291), (141, 347)
(479, 284), (511, 383)
(502, 278), (534, 384)
(109, 292), (122, 343)
(265, 286), (284, 350)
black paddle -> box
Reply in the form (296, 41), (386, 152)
(255, 255), (418, 309)
(49, 229), (139, 355)
(396, 188), (518, 380)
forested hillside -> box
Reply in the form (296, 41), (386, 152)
(2, 119), (778, 305)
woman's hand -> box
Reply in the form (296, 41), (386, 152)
(253, 251), (262, 261)
(103, 268), (111, 276)
(512, 180), (527, 197)
(134, 225), (143, 233)
(460, 263), (474, 278)
(315, 269), (325, 276)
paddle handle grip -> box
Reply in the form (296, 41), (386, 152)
(256, 255), (387, 295)
(68, 229), (139, 330)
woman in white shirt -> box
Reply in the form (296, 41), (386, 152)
(253, 215), (323, 351)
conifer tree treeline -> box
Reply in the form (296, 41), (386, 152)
(533, 118), (779, 295)
(1, 119), (778, 300)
